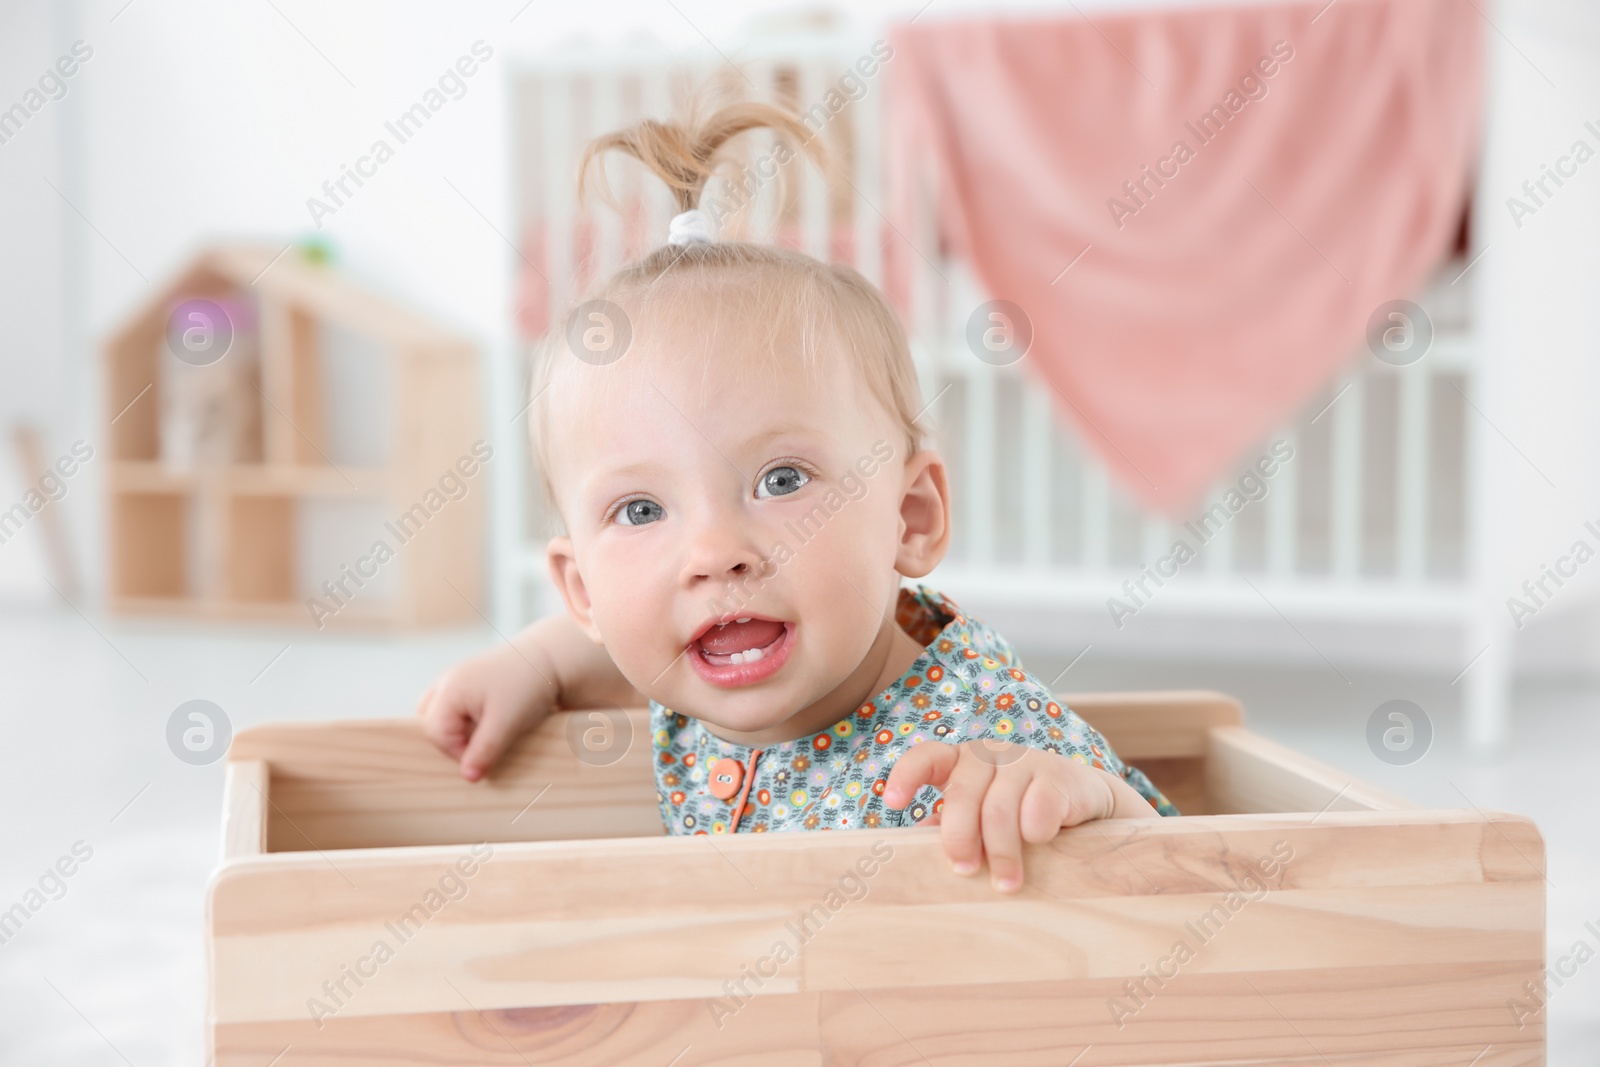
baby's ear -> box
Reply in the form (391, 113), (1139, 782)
(546, 537), (604, 642)
(894, 450), (951, 578)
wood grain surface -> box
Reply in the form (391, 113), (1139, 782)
(209, 693), (1546, 1065)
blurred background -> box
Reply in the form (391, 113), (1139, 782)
(1, 0), (1597, 1061)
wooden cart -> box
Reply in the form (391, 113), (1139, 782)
(207, 692), (1546, 1065)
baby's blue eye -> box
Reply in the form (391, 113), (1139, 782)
(757, 465), (809, 498)
(616, 499), (665, 526)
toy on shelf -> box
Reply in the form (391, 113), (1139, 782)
(159, 294), (262, 470)
(206, 690), (1545, 1065)
(103, 244), (484, 628)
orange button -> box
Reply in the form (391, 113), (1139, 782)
(708, 757), (745, 800)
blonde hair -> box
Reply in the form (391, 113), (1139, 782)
(530, 94), (926, 522)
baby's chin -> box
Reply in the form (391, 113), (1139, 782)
(652, 673), (831, 741)
(661, 689), (800, 733)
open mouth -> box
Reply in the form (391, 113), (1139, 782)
(688, 616), (794, 687)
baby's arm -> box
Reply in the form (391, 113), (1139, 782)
(416, 613), (640, 781)
(882, 742), (1158, 893)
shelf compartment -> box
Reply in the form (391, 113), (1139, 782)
(227, 495), (295, 603)
(110, 491), (187, 598)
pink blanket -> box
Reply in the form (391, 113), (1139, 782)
(887, 0), (1481, 515)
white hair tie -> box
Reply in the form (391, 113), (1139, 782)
(667, 208), (716, 246)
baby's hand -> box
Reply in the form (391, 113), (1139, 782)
(416, 613), (641, 782)
(882, 740), (1159, 893)
(415, 639), (559, 782)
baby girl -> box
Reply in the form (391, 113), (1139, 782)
(418, 99), (1177, 893)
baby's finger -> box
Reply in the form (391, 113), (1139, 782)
(459, 701), (526, 782)
(1019, 774), (1075, 843)
(979, 767), (1032, 893)
(882, 740), (959, 808)
(418, 690), (474, 762)
(413, 683), (437, 719)
(937, 747), (996, 875)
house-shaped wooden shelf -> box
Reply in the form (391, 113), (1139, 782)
(104, 244), (484, 628)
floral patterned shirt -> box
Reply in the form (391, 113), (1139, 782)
(650, 585), (1179, 834)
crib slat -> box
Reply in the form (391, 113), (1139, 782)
(798, 62), (831, 261)
(1331, 375), (1365, 580)
(592, 73), (623, 280)
(1202, 492), (1234, 575)
(1081, 457), (1109, 571)
(965, 365), (996, 565)
(1396, 367), (1430, 582)
(910, 152), (940, 361)
(542, 74), (574, 315)
(747, 60), (779, 243)
(1022, 384), (1051, 567)
(1142, 514), (1170, 572)
(640, 67), (674, 250)
(1267, 430), (1298, 577)
(852, 65), (882, 285)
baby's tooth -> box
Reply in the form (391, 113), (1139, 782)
(736, 617), (751, 623)
(744, 646), (764, 662)
(729, 651), (745, 665)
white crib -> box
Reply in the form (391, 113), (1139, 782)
(496, 30), (1506, 748)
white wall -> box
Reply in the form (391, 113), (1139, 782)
(0, 4), (73, 428)
(1473, 0), (1600, 707)
(0, 3), (82, 601)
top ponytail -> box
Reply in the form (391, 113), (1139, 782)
(578, 97), (826, 218)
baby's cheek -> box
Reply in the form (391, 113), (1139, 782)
(791, 517), (896, 598)
(590, 603), (670, 694)
(802, 589), (885, 674)
(614, 616), (670, 666)
(604, 627), (648, 680)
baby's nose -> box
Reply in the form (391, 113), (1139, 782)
(683, 522), (763, 584)
(690, 551), (755, 582)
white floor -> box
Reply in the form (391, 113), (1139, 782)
(0, 603), (1595, 1064)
